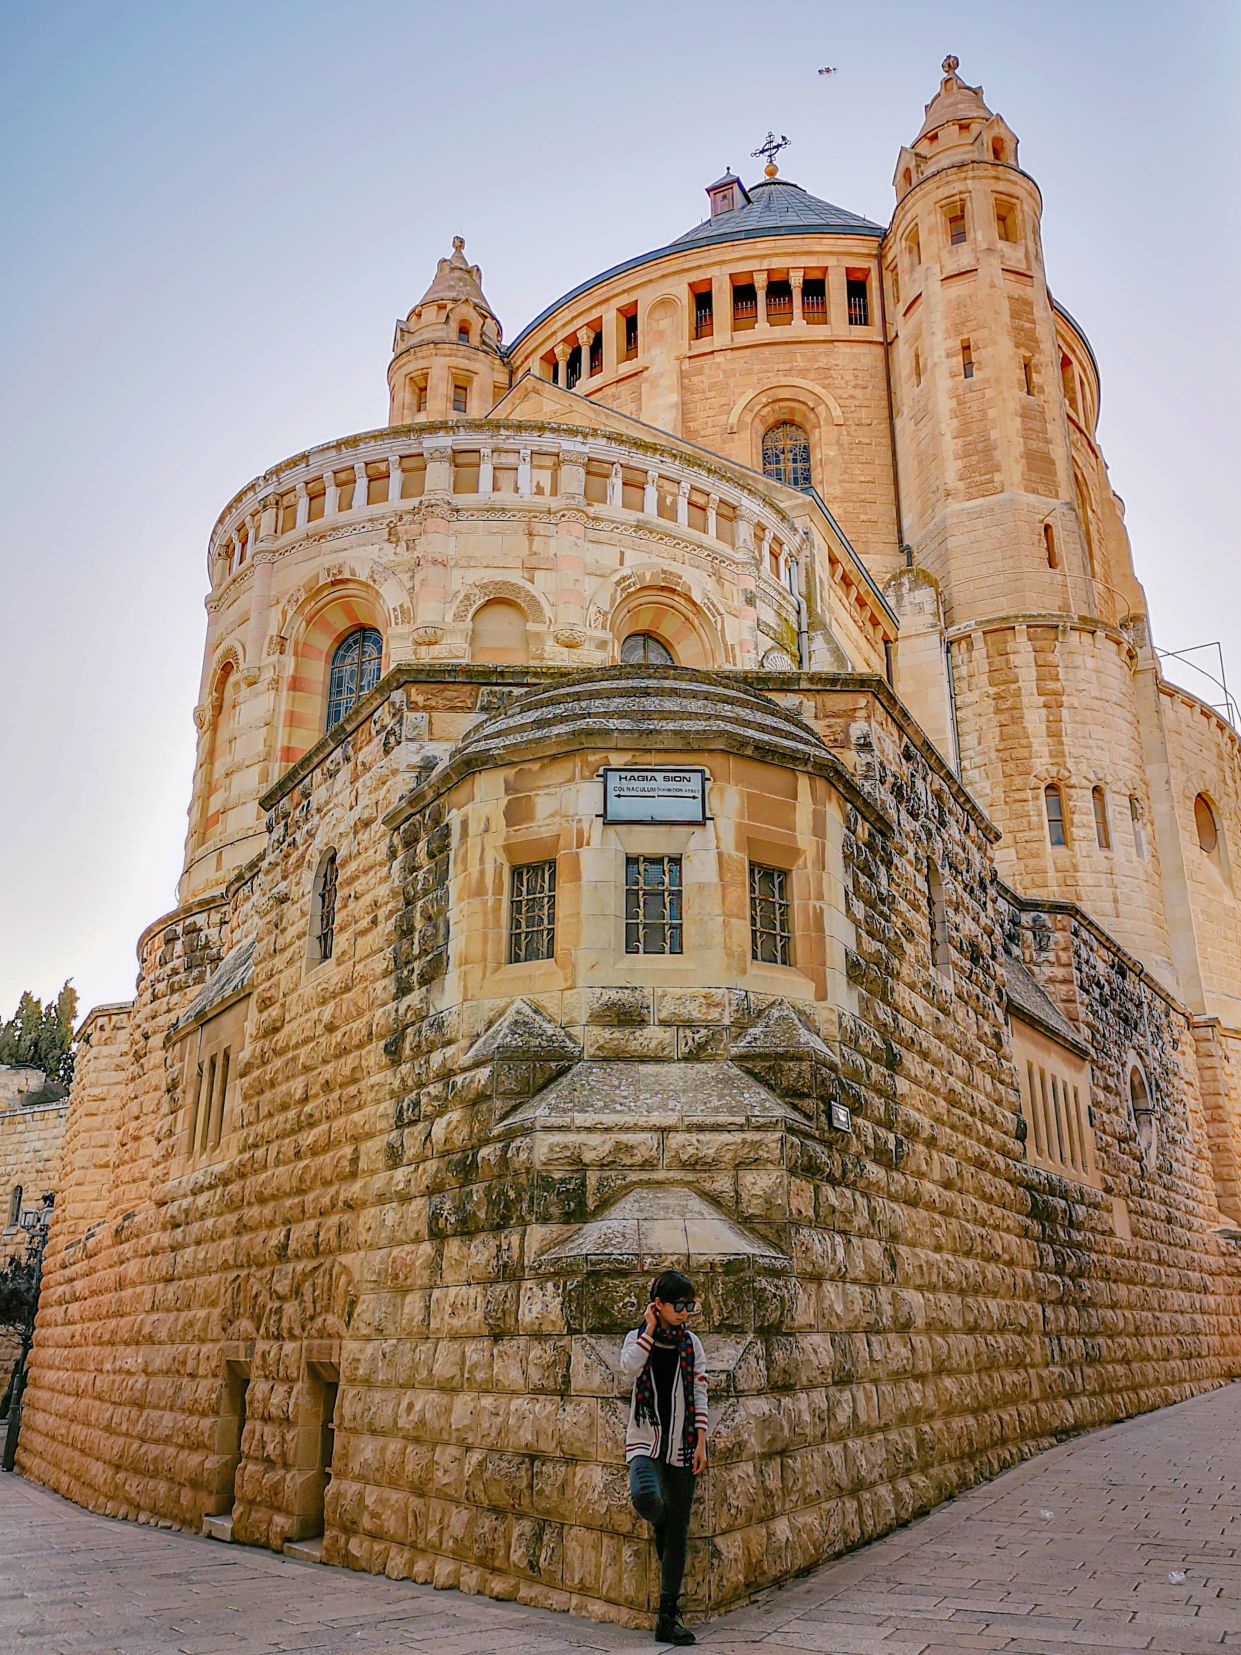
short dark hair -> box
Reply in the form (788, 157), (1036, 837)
(651, 1269), (695, 1303)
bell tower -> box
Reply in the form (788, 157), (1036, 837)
(887, 56), (1094, 623)
(886, 59), (1175, 980)
(387, 236), (508, 424)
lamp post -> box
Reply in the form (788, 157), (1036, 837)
(1, 1192), (54, 1473)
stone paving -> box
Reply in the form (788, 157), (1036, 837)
(0, 1384), (1238, 1655)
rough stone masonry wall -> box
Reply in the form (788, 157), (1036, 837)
(17, 686), (418, 1538)
(15, 668), (1241, 1632)
(17, 901), (230, 1518)
(1000, 889), (1241, 1414)
(0, 1086), (66, 1263)
(0, 1079), (68, 1374)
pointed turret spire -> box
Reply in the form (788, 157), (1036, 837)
(388, 234), (508, 425)
(893, 55), (1019, 201)
(411, 235), (499, 330)
(915, 55), (993, 143)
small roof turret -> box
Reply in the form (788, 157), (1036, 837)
(399, 235), (502, 349)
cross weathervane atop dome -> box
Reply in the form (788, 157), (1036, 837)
(751, 131), (791, 179)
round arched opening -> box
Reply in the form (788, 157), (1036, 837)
(620, 632), (676, 667)
(1129, 1065), (1157, 1169)
(326, 626), (384, 730)
(1195, 792), (1220, 855)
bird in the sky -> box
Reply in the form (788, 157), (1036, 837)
(817, 66), (837, 76)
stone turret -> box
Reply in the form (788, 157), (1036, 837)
(387, 236), (508, 424)
(885, 58), (1174, 976)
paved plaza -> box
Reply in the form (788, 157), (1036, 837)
(0, 1384), (1238, 1655)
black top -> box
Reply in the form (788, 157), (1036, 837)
(649, 1338), (679, 1461)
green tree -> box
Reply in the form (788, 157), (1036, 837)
(0, 981), (78, 1090)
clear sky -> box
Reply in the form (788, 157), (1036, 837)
(1, 0), (1237, 1021)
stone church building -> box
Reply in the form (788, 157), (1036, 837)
(20, 60), (1241, 1626)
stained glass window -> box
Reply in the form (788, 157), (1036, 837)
(326, 627), (383, 730)
(762, 422), (812, 492)
(620, 632), (675, 666)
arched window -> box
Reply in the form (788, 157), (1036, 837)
(470, 600), (529, 664)
(1129, 1064), (1157, 1168)
(1092, 787), (1111, 850)
(1044, 522), (1058, 568)
(1044, 783), (1068, 848)
(458, 322), (471, 344)
(311, 851), (338, 964)
(326, 627), (383, 730)
(7, 1186), (22, 1228)
(761, 422), (812, 492)
(1195, 793), (1220, 855)
(620, 632), (676, 666)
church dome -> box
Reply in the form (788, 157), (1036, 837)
(671, 177), (883, 250)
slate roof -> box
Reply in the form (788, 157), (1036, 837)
(671, 178), (884, 248)
(170, 939), (256, 1034)
(1003, 953), (1089, 1054)
(507, 177), (884, 354)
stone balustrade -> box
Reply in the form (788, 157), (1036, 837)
(207, 424), (802, 595)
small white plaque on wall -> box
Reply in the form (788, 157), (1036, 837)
(601, 767), (708, 824)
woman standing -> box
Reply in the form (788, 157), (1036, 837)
(619, 1270), (709, 1646)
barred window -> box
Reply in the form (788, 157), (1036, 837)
(326, 627), (383, 729)
(749, 864), (791, 965)
(315, 851), (338, 962)
(509, 861), (556, 963)
(625, 855), (683, 955)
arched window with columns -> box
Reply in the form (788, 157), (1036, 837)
(326, 627), (383, 729)
(761, 421), (812, 491)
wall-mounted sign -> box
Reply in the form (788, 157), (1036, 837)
(829, 1100), (853, 1133)
(602, 767), (708, 824)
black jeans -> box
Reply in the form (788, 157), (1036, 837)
(629, 1454), (696, 1603)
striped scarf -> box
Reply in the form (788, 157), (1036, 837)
(633, 1324), (696, 1463)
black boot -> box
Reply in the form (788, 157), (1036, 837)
(655, 1593), (695, 1645)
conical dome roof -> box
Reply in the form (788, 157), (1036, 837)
(915, 55), (993, 141)
(410, 236), (498, 325)
(672, 177), (882, 249)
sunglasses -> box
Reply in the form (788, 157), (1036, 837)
(667, 1299), (699, 1315)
